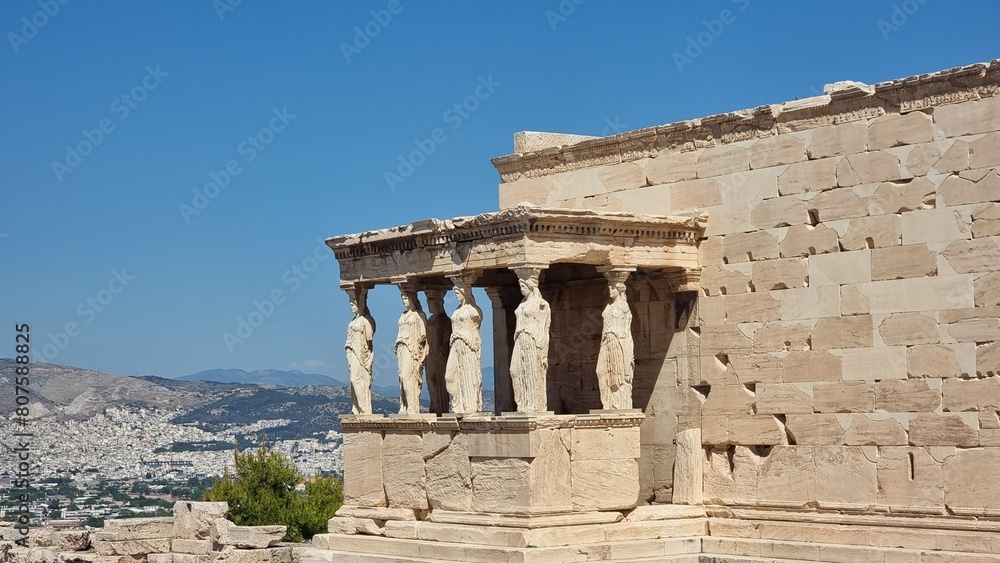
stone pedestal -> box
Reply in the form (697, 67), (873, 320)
(338, 412), (643, 521)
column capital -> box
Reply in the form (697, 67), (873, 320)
(597, 265), (636, 285)
(445, 270), (481, 287)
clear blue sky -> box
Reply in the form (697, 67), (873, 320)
(1, 1), (997, 389)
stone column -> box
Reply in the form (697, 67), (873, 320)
(342, 283), (376, 415)
(424, 287), (451, 415)
(596, 266), (636, 411)
(485, 286), (520, 414)
(509, 265), (551, 413)
(392, 278), (428, 415)
(445, 271), (484, 414)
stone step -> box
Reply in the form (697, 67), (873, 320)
(382, 517), (707, 548)
(311, 533), (701, 562)
(710, 516), (1000, 555)
(702, 536), (1000, 563)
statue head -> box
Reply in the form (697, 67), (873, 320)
(610, 281), (627, 300)
(454, 285), (467, 305)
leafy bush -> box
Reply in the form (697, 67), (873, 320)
(203, 441), (343, 542)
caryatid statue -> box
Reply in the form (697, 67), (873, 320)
(445, 275), (483, 414)
(394, 285), (428, 415)
(424, 288), (452, 415)
(596, 269), (635, 410)
(509, 267), (550, 413)
(344, 285), (375, 415)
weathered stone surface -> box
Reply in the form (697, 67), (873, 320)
(935, 140), (970, 173)
(753, 322), (811, 352)
(341, 431), (386, 508)
(809, 122), (867, 160)
(877, 447), (944, 510)
(646, 150), (697, 185)
(871, 177), (935, 214)
(210, 520), (285, 549)
(214, 547), (292, 563)
(728, 353), (784, 384)
(836, 346), (907, 380)
(470, 457), (530, 513)
(571, 458), (638, 511)
(785, 414), (846, 445)
(700, 265), (751, 296)
(756, 446), (816, 506)
(778, 158), (837, 195)
(424, 432), (472, 512)
(750, 134), (806, 169)
(778, 225), (838, 258)
(697, 144), (749, 178)
(750, 258), (808, 291)
(52, 532), (90, 552)
(702, 385), (756, 415)
(702, 413), (787, 445)
(902, 208), (973, 245)
(808, 250), (871, 286)
(869, 111), (934, 149)
(843, 415), (908, 446)
(840, 215), (901, 250)
(870, 244), (937, 281)
(808, 187), (869, 221)
(948, 317), (1000, 342)
(327, 517), (383, 536)
(783, 350), (842, 382)
(970, 131), (1000, 169)
(934, 95), (1000, 137)
(171, 539), (213, 555)
(812, 315), (873, 349)
(841, 151), (902, 185)
(943, 377), (1000, 412)
(943, 449), (1000, 514)
(977, 272), (1000, 306)
(92, 539), (171, 556)
(671, 428), (703, 505)
(724, 292), (780, 322)
(704, 445), (760, 505)
(779, 286), (841, 320)
(940, 169), (1000, 206)
(699, 236), (725, 266)
(973, 203), (1000, 238)
(852, 275), (975, 314)
(905, 142), (943, 176)
(751, 196), (810, 228)
(335, 506), (417, 521)
(97, 517), (174, 542)
(879, 312), (939, 346)
(942, 238), (1000, 274)
(908, 344), (963, 379)
(909, 413), (978, 446)
(724, 231), (780, 263)
(671, 177), (721, 209)
(813, 382), (874, 413)
(382, 432), (427, 510)
(754, 383), (812, 414)
(979, 341), (1000, 377)
(598, 161), (645, 192)
(876, 379), (941, 411)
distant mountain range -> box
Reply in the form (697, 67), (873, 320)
(177, 368), (348, 388)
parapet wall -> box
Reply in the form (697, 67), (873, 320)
(493, 60), (1000, 516)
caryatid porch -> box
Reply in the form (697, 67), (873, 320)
(324, 204), (704, 534)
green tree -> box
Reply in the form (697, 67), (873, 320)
(204, 441), (342, 542)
